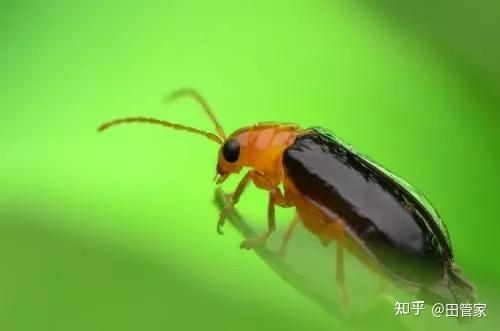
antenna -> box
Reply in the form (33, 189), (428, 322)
(165, 89), (226, 141)
(98, 116), (222, 144)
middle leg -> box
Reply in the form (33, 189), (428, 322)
(240, 187), (292, 249)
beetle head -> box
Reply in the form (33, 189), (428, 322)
(214, 136), (244, 184)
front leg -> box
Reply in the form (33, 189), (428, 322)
(217, 170), (253, 234)
(240, 187), (292, 249)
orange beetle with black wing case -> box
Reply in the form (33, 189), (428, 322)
(99, 89), (475, 308)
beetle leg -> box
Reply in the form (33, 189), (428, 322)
(377, 275), (388, 295)
(268, 186), (293, 207)
(240, 190), (276, 249)
(240, 187), (291, 249)
(336, 239), (349, 309)
(217, 171), (253, 234)
(278, 214), (299, 259)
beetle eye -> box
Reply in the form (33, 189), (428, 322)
(222, 139), (240, 163)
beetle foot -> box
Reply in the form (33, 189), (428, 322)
(224, 192), (234, 201)
(240, 236), (267, 250)
(217, 204), (234, 234)
(339, 289), (349, 311)
(377, 276), (388, 296)
(277, 245), (288, 259)
(337, 280), (350, 311)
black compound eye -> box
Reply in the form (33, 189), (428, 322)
(222, 139), (240, 163)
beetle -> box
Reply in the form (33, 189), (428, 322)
(99, 89), (475, 307)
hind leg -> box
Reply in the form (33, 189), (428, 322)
(336, 241), (349, 309)
(377, 275), (388, 295)
(321, 222), (350, 308)
(278, 213), (300, 258)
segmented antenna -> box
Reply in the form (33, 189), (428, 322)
(165, 89), (226, 141)
(98, 116), (222, 144)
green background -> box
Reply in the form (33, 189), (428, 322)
(1, 1), (499, 330)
